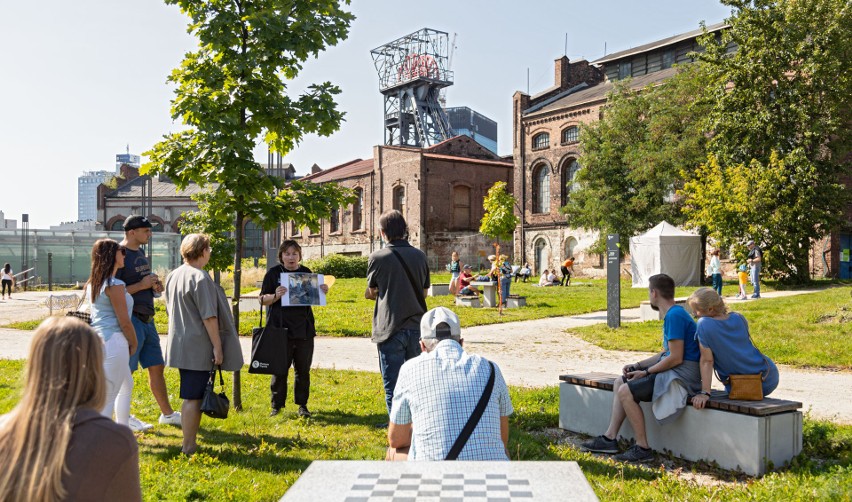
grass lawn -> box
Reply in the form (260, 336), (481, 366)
(570, 286), (852, 370)
(0, 361), (848, 501)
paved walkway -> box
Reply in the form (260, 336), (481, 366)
(1, 289), (849, 423)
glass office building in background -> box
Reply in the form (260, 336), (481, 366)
(445, 106), (498, 154)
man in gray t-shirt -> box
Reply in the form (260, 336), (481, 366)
(366, 210), (430, 418)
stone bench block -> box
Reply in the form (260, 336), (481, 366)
(455, 295), (480, 308)
(559, 382), (802, 476)
(506, 296), (526, 308)
(429, 283), (450, 296)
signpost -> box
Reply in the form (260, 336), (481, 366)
(606, 234), (620, 328)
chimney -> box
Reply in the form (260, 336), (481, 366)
(554, 56), (570, 89)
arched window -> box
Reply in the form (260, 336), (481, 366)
(561, 159), (581, 206)
(564, 237), (578, 260)
(532, 132), (550, 150)
(351, 188), (363, 231)
(393, 186), (405, 217)
(243, 220), (263, 258)
(534, 238), (550, 275)
(561, 126), (579, 144)
(452, 185), (471, 229)
(110, 219), (125, 231)
(330, 207), (340, 233)
(532, 165), (550, 214)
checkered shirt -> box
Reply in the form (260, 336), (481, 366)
(389, 340), (513, 460)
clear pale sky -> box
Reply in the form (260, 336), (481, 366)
(0, 0), (731, 229)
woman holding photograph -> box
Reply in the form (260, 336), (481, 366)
(260, 240), (329, 418)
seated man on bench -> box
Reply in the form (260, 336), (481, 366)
(457, 265), (480, 296)
(581, 274), (701, 463)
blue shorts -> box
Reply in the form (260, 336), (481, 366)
(128, 314), (165, 371)
(179, 369), (211, 400)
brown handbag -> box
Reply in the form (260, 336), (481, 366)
(726, 373), (764, 401)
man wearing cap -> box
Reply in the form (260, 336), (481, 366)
(457, 264), (479, 296)
(116, 215), (181, 431)
(387, 307), (513, 460)
(746, 240), (762, 299)
(365, 210), (430, 421)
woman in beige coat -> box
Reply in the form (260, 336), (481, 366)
(163, 234), (243, 455)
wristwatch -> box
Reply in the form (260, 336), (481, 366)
(698, 390), (711, 397)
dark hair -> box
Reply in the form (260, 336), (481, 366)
(278, 240), (302, 263)
(89, 240), (120, 302)
(648, 274), (675, 300)
(3, 263), (9, 274)
(711, 249), (720, 256)
(379, 210), (407, 241)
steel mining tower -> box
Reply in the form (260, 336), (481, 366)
(371, 28), (454, 147)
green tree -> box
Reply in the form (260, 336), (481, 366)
(561, 64), (712, 253)
(684, 0), (852, 281)
(480, 181), (519, 243)
(144, 0), (355, 405)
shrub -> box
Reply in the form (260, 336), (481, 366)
(304, 254), (368, 278)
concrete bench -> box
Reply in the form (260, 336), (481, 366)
(506, 295), (526, 308)
(639, 297), (692, 321)
(428, 283), (450, 296)
(558, 372), (802, 476)
(455, 295), (480, 308)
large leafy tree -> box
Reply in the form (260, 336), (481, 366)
(561, 64), (712, 254)
(480, 181), (519, 244)
(682, 0), (851, 282)
(144, 0), (355, 405)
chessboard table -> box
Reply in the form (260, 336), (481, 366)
(280, 460), (598, 501)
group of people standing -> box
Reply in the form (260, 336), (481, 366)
(708, 240), (763, 299)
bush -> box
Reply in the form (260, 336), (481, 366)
(304, 254), (368, 278)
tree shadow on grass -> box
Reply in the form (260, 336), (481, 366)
(306, 409), (390, 428)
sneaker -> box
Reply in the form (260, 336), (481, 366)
(615, 444), (654, 463)
(159, 412), (182, 427)
(128, 415), (153, 432)
(580, 435), (619, 454)
(297, 405), (312, 418)
(751, 294), (761, 299)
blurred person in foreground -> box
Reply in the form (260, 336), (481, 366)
(0, 317), (141, 501)
(163, 234), (243, 455)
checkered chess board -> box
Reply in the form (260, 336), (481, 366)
(280, 461), (598, 502)
(344, 472), (532, 501)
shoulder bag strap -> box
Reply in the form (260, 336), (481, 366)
(389, 248), (428, 312)
(445, 361), (495, 461)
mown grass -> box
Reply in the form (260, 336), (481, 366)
(0, 361), (848, 501)
(570, 286), (852, 370)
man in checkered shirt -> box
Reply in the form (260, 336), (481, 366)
(387, 307), (513, 460)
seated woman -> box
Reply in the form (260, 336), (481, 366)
(687, 288), (779, 409)
(0, 317), (141, 501)
(538, 269), (551, 287)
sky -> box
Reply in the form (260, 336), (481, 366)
(0, 0), (732, 229)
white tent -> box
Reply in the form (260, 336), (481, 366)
(630, 221), (702, 287)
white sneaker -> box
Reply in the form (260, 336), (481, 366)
(159, 411), (182, 427)
(128, 415), (153, 432)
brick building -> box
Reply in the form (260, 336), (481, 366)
(512, 23), (727, 276)
(286, 135), (514, 269)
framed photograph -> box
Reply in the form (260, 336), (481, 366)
(280, 273), (326, 307)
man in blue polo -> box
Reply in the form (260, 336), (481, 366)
(387, 307), (513, 460)
(116, 215), (181, 431)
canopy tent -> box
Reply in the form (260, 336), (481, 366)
(630, 221), (702, 288)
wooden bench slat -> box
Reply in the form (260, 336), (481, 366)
(559, 373), (802, 417)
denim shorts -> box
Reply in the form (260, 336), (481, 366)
(128, 314), (165, 371)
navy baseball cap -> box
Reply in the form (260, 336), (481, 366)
(123, 215), (152, 231)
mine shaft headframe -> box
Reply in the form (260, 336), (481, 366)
(370, 28), (454, 92)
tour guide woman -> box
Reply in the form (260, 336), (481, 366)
(260, 240), (328, 418)
(163, 234), (243, 455)
(686, 288), (779, 409)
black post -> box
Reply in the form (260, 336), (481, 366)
(48, 253), (53, 291)
(606, 234), (621, 328)
(21, 214), (29, 292)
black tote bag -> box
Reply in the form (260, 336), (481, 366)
(249, 305), (289, 374)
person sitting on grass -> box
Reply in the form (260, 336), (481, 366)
(687, 288), (779, 410)
(538, 269), (551, 287)
(580, 274), (701, 463)
(387, 307), (513, 460)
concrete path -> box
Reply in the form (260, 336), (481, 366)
(1, 289), (849, 423)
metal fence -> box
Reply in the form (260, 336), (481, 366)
(0, 229), (183, 285)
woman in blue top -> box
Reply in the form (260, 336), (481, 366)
(687, 288), (779, 409)
(87, 239), (138, 425)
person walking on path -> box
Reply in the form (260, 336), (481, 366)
(580, 274), (701, 463)
(560, 257), (574, 287)
(708, 249), (723, 296)
(1, 263), (14, 300)
(259, 240), (328, 418)
(746, 240), (762, 299)
(115, 215), (181, 432)
(365, 210), (430, 421)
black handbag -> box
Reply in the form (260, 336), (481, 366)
(200, 366), (230, 419)
(249, 304), (289, 375)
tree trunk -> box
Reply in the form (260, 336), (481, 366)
(232, 210), (244, 410)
